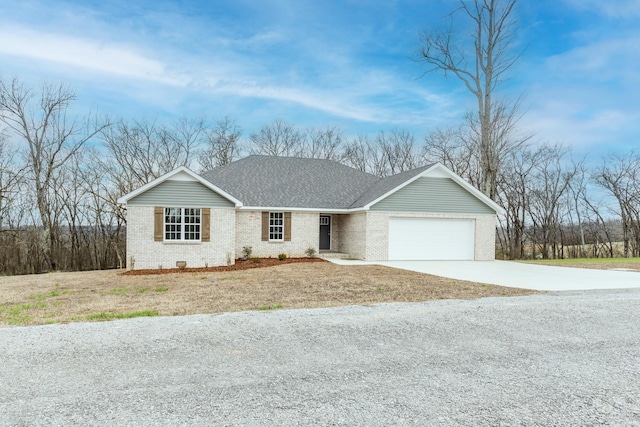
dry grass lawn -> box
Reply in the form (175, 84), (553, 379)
(0, 260), (537, 328)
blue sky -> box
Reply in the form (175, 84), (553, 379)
(0, 0), (638, 158)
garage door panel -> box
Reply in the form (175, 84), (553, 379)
(388, 218), (474, 260)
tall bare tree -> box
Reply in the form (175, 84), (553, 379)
(495, 147), (536, 259)
(0, 78), (109, 269)
(418, 0), (522, 199)
(0, 131), (24, 232)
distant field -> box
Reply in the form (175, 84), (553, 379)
(513, 241), (632, 259)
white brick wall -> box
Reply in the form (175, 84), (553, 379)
(332, 213), (367, 258)
(126, 206), (236, 270)
(235, 211), (318, 258)
(362, 211), (497, 261)
(126, 206), (497, 268)
(364, 212), (390, 260)
(474, 215), (497, 260)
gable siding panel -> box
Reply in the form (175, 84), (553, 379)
(129, 180), (234, 207)
(370, 177), (494, 214)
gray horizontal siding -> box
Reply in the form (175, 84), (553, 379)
(128, 180), (235, 207)
(370, 177), (495, 214)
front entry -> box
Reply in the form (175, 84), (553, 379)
(319, 215), (331, 250)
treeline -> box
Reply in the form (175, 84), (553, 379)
(0, 78), (639, 274)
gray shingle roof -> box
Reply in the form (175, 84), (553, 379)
(201, 156), (382, 209)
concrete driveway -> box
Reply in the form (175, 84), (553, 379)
(329, 259), (640, 291)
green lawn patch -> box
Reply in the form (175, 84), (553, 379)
(523, 257), (640, 265)
(86, 310), (159, 321)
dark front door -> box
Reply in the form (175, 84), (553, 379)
(319, 215), (331, 250)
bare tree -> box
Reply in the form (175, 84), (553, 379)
(422, 126), (478, 183)
(525, 143), (577, 259)
(462, 98), (531, 195)
(593, 151), (640, 257)
(0, 77), (110, 270)
(342, 131), (420, 178)
(418, 0), (523, 199)
(199, 116), (242, 170)
(249, 119), (305, 157)
(0, 131), (24, 232)
(100, 117), (202, 192)
(377, 129), (420, 175)
(564, 160), (591, 258)
(304, 126), (344, 161)
(342, 135), (373, 173)
(495, 147), (536, 259)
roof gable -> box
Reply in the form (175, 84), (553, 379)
(117, 166), (242, 206)
(362, 164), (504, 214)
(370, 177), (496, 214)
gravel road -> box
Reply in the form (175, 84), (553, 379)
(1, 289), (639, 426)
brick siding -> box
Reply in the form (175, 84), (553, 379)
(235, 210), (319, 258)
(126, 206), (235, 270)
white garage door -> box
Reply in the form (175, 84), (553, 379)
(388, 218), (475, 260)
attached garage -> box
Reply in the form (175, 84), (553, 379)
(388, 217), (475, 260)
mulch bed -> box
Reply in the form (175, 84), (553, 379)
(121, 257), (327, 276)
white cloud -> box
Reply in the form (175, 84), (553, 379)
(545, 36), (640, 83)
(563, 0), (640, 19)
(0, 26), (187, 86)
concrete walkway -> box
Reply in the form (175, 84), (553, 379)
(327, 259), (640, 291)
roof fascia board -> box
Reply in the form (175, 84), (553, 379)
(117, 166), (243, 207)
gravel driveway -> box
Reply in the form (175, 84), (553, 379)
(2, 289), (640, 426)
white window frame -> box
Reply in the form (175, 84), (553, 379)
(269, 211), (284, 242)
(164, 207), (201, 242)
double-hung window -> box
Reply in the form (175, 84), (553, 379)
(164, 208), (201, 241)
(269, 212), (284, 241)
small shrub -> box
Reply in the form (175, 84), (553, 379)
(176, 261), (187, 270)
(305, 247), (317, 258)
(278, 253), (287, 261)
(242, 246), (253, 259)
(251, 257), (262, 264)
